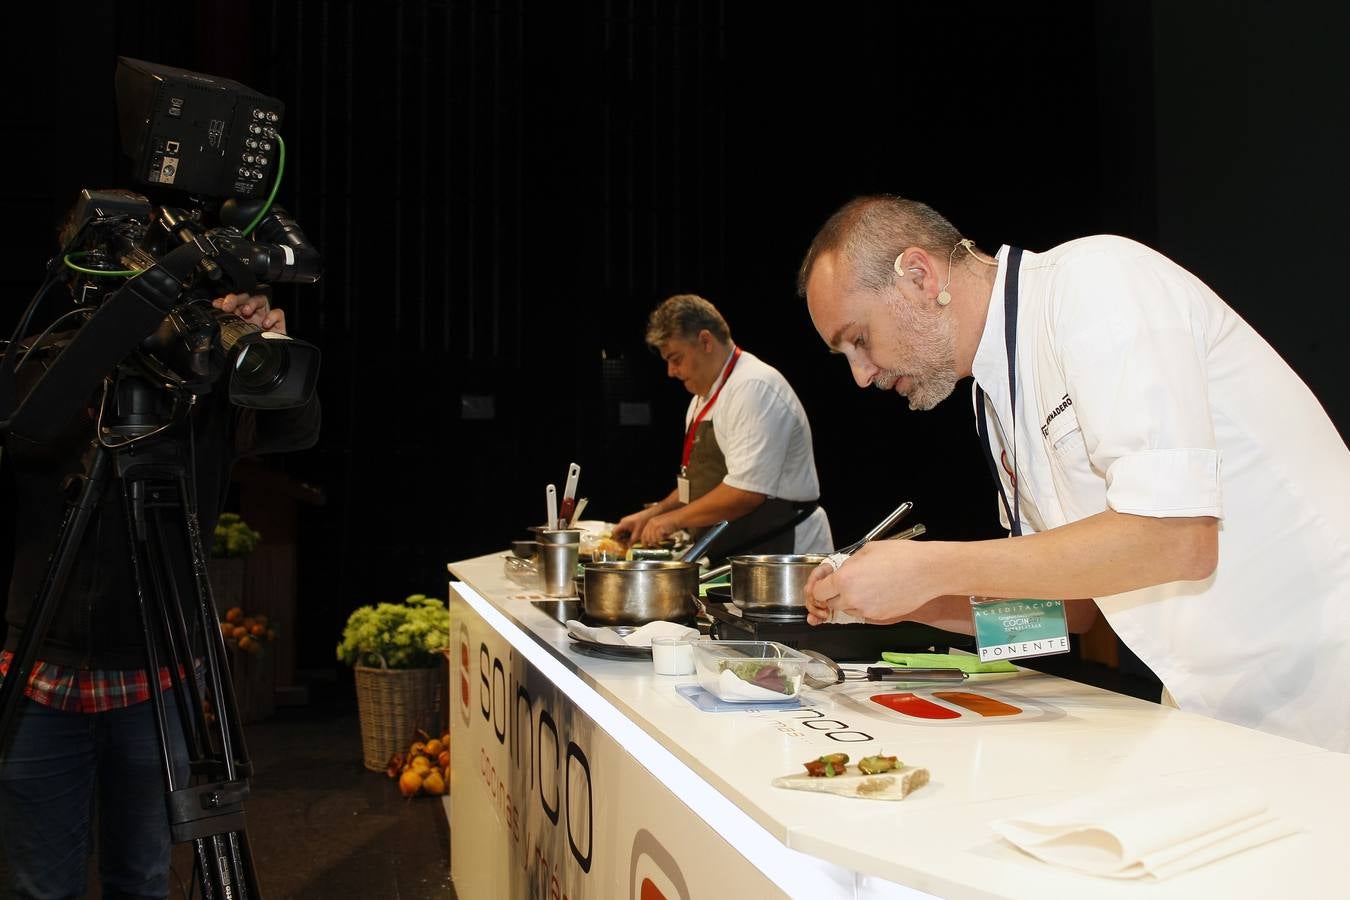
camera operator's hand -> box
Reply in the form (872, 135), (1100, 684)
(211, 293), (286, 334)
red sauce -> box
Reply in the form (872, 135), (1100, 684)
(870, 692), (962, 719)
(933, 691), (1022, 717)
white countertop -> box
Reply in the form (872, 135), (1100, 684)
(449, 551), (1350, 899)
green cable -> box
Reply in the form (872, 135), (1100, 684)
(243, 132), (286, 237)
(63, 251), (136, 278)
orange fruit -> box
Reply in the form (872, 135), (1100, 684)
(249, 624), (265, 637)
(238, 635), (255, 652)
(398, 770), (422, 798)
(421, 771), (445, 795)
(410, 756), (431, 773)
(219, 623), (232, 638)
(232, 626), (248, 639)
(437, 750), (450, 769)
(424, 739), (443, 757)
(225, 608), (244, 624)
(254, 614), (269, 626)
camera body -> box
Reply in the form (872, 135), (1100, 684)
(62, 187), (322, 409)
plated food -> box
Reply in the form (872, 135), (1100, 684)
(801, 753), (899, 777)
(774, 752), (928, 801)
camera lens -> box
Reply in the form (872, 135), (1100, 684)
(232, 343), (286, 393)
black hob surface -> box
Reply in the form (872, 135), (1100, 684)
(701, 600), (969, 663)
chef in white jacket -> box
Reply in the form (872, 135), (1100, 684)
(797, 194), (1350, 752)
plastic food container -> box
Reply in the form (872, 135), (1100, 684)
(691, 641), (810, 702)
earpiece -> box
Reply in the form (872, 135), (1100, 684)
(893, 254), (906, 277)
(937, 290), (952, 307)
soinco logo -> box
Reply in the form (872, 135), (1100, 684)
(457, 624), (472, 726)
(629, 829), (688, 900)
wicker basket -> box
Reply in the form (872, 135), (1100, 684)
(353, 654), (444, 772)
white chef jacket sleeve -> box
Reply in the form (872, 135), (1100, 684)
(1049, 248), (1222, 518)
(715, 378), (792, 497)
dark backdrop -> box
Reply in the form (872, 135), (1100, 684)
(3, 1), (1345, 675)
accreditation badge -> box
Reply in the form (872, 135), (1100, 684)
(677, 475), (690, 504)
(970, 598), (1070, 662)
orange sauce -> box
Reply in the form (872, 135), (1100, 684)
(933, 691), (1022, 717)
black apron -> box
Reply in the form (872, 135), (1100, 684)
(683, 419), (818, 563)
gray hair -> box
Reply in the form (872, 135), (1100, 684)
(796, 194), (966, 297)
(645, 293), (731, 348)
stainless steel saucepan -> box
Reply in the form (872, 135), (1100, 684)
(581, 521), (729, 625)
(711, 553), (830, 616)
(705, 501), (920, 616)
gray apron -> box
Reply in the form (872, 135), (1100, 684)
(684, 419), (818, 563)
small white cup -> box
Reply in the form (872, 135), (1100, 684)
(651, 636), (695, 676)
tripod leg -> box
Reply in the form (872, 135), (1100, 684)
(0, 445), (110, 757)
(122, 471), (264, 900)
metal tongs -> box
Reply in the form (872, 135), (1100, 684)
(801, 648), (966, 688)
(849, 666), (966, 683)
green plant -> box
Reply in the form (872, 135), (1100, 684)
(213, 512), (262, 558)
(336, 594), (449, 670)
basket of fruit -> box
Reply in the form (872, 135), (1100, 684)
(218, 607), (279, 723)
(337, 594), (450, 772)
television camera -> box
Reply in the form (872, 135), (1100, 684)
(0, 57), (325, 899)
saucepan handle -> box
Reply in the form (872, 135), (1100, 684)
(681, 520), (730, 563)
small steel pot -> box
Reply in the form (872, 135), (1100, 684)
(582, 560), (701, 626)
(724, 554), (829, 615)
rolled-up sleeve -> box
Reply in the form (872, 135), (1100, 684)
(1053, 250), (1223, 520)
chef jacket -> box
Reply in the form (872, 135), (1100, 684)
(684, 348), (833, 553)
(972, 236), (1350, 752)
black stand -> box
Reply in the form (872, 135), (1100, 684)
(0, 376), (262, 900)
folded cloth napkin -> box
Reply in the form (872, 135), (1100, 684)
(822, 552), (866, 624)
(990, 783), (1299, 881)
(880, 651), (1017, 674)
(565, 620), (699, 648)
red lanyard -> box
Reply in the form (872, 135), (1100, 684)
(681, 347), (742, 469)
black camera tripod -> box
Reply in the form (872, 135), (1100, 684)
(0, 374), (263, 900)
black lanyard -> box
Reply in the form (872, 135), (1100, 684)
(975, 247), (1023, 537)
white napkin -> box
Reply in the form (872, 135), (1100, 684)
(565, 619), (699, 648)
(822, 552), (866, 624)
(991, 783), (1299, 881)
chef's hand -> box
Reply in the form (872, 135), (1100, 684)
(637, 511), (681, 547)
(213, 292), (287, 334)
(804, 540), (945, 626)
(614, 508), (659, 546)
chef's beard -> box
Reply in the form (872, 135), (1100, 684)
(876, 297), (959, 411)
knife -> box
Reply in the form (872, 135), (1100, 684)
(864, 667), (966, 683)
(559, 463), (580, 526)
